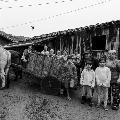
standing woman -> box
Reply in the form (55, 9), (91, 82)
(106, 50), (120, 110)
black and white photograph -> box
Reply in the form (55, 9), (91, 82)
(0, 0), (120, 119)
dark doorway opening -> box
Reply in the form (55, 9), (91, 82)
(33, 44), (44, 52)
(92, 35), (106, 50)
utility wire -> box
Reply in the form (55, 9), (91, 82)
(0, 0), (112, 30)
(0, 0), (73, 10)
(0, 0), (18, 2)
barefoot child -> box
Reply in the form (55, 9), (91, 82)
(80, 60), (95, 106)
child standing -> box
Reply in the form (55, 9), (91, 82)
(80, 60), (95, 106)
(95, 58), (111, 111)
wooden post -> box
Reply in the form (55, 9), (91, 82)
(60, 37), (62, 52)
(106, 29), (110, 50)
(71, 35), (74, 54)
(115, 28), (119, 58)
(90, 34), (92, 50)
(61, 37), (64, 53)
(76, 34), (79, 52)
(79, 37), (81, 55)
(106, 29), (109, 50)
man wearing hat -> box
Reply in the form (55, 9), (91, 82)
(80, 59), (95, 106)
(106, 50), (120, 110)
(95, 57), (111, 111)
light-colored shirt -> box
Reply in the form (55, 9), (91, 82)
(61, 55), (68, 61)
(80, 68), (95, 87)
(56, 55), (62, 59)
(95, 66), (111, 87)
(41, 50), (49, 56)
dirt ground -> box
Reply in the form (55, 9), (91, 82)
(0, 71), (120, 120)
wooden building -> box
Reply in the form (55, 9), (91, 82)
(4, 20), (120, 59)
(28, 20), (120, 59)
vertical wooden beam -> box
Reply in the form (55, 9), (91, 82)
(77, 35), (79, 53)
(62, 37), (64, 53)
(67, 38), (69, 54)
(115, 28), (119, 58)
(106, 29), (109, 50)
(107, 29), (110, 50)
(71, 35), (74, 54)
(60, 37), (62, 52)
(76, 34), (79, 52)
(79, 36), (81, 56)
(102, 28), (107, 50)
(68, 37), (70, 54)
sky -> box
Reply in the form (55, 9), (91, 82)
(0, 0), (120, 37)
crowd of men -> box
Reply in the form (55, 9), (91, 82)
(21, 45), (120, 111)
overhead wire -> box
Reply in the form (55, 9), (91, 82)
(0, 0), (112, 30)
(0, 0), (73, 9)
(0, 0), (31, 2)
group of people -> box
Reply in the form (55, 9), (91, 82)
(80, 50), (120, 111)
(41, 45), (81, 62)
(21, 44), (81, 67)
(21, 45), (79, 100)
(21, 45), (120, 111)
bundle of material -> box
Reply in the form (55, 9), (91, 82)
(26, 52), (78, 88)
(33, 53), (44, 77)
(41, 55), (52, 77)
(57, 59), (78, 88)
(27, 53), (36, 72)
(49, 56), (63, 78)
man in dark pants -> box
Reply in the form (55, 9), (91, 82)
(72, 49), (81, 87)
(92, 52), (99, 71)
(9, 50), (22, 81)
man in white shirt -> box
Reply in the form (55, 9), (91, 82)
(41, 45), (49, 56)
